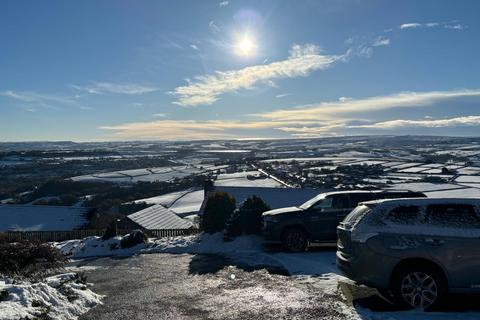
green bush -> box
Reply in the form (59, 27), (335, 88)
(226, 196), (270, 237)
(0, 239), (65, 278)
(102, 223), (117, 240)
(201, 192), (236, 234)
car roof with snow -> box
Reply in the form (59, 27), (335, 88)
(321, 189), (422, 196)
(360, 197), (480, 209)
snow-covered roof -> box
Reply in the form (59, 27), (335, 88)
(204, 186), (324, 212)
(0, 205), (88, 231)
(127, 204), (193, 230)
(133, 188), (204, 216)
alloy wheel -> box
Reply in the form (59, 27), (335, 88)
(400, 272), (438, 308)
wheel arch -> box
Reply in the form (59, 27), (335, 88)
(389, 257), (449, 290)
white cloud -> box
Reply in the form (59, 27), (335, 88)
(170, 44), (342, 106)
(152, 113), (167, 117)
(219, 1), (229, 7)
(349, 115), (480, 129)
(372, 36), (390, 47)
(425, 22), (440, 27)
(71, 83), (158, 95)
(190, 44), (199, 51)
(259, 89), (480, 121)
(275, 93), (291, 98)
(100, 119), (303, 140)
(400, 23), (422, 29)
(100, 88), (480, 140)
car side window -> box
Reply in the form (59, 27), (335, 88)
(312, 197), (333, 209)
(349, 193), (375, 207)
(426, 204), (480, 229)
(384, 205), (423, 225)
(331, 194), (350, 209)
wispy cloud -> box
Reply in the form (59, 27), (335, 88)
(219, 1), (229, 7)
(259, 89), (480, 121)
(350, 115), (480, 129)
(190, 44), (199, 51)
(170, 44), (343, 107)
(0, 90), (87, 109)
(275, 93), (291, 98)
(208, 20), (221, 33)
(400, 23), (423, 29)
(372, 36), (390, 47)
(400, 21), (465, 31)
(152, 113), (167, 117)
(445, 24), (464, 30)
(71, 82), (158, 95)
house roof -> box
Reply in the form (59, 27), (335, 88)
(127, 204), (193, 230)
(133, 188), (204, 216)
(202, 186), (326, 213)
(0, 204), (88, 231)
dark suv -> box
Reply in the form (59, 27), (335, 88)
(337, 198), (480, 310)
(262, 190), (425, 252)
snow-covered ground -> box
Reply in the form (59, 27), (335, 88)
(55, 235), (149, 259)
(55, 233), (480, 319)
(0, 273), (102, 320)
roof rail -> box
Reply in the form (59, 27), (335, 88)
(381, 189), (415, 192)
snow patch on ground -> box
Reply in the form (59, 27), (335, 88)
(55, 236), (147, 259)
(0, 273), (102, 320)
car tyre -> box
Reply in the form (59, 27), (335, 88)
(391, 264), (446, 311)
(281, 227), (308, 252)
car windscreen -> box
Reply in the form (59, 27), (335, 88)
(299, 194), (325, 210)
(342, 205), (372, 228)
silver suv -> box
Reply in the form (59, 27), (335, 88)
(337, 198), (480, 310)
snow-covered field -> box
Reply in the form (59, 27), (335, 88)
(70, 165), (228, 184)
(0, 273), (102, 320)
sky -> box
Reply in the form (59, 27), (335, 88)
(1, 0), (480, 142)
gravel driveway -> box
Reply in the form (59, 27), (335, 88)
(76, 253), (354, 320)
(76, 252), (480, 320)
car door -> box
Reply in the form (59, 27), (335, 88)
(307, 194), (351, 242)
(423, 203), (480, 290)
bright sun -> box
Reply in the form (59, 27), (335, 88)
(235, 35), (256, 57)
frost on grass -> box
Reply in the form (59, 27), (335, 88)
(0, 273), (103, 320)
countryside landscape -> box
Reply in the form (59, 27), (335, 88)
(2, 0), (480, 319)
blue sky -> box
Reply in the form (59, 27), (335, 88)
(1, 0), (480, 141)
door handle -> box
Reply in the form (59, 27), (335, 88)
(425, 238), (444, 246)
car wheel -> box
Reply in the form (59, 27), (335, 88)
(391, 264), (446, 310)
(281, 227), (308, 252)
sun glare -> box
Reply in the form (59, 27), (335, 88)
(235, 34), (256, 57)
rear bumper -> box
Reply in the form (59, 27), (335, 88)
(336, 248), (395, 289)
